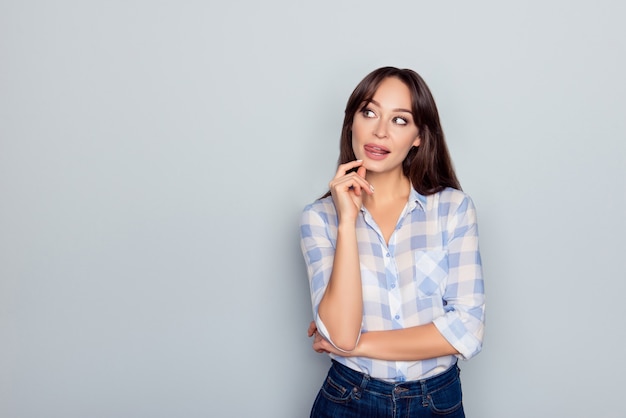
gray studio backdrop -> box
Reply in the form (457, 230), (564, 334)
(1, 1), (625, 417)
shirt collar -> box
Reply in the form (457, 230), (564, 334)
(408, 186), (427, 212)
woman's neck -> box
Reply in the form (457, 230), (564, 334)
(363, 170), (411, 206)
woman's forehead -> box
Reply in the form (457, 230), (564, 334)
(370, 77), (413, 110)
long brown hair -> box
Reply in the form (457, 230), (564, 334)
(330, 66), (460, 196)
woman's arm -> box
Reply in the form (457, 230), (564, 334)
(302, 160), (373, 352)
(311, 321), (457, 360)
(349, 324), (458, 360)
(316, 221), (363, 351)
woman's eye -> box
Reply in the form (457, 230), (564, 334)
(393, 117), (408, 125)
(362, 109), (376, 118)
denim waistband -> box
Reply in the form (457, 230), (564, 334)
(330, 360), (460, 397)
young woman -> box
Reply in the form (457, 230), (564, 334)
(300, 67), (485, 417)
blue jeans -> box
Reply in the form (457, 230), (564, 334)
(310, 360), (465, 418)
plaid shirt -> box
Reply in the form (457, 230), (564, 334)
(300, 187), (485, 382)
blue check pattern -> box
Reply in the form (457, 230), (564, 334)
(300, 187), (485, 382)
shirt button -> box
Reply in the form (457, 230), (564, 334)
(386, 253), (390, 257)
(391, 283), (396, 289)
(395, 315), (400, 320)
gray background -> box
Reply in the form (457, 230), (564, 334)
(1, 1), (625, 417)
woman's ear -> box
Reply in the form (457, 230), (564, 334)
(412, 126), (421, 147)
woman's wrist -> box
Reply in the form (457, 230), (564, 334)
(337, 222), (358, 235)
(352, 332), (369, 357)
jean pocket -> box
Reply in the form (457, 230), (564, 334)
(427, 373), (464, 415)
(320, 374), (355, 404)
(414, 249), (448, 298)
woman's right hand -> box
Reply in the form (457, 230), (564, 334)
(329, 160), (373, 223)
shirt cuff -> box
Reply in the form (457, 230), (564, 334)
(433, 315), (483, 360)
(315, 313), (362, 353)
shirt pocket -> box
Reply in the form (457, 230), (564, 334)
(414, 249), (448, 298)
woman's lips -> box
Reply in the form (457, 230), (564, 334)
(364, 144), (390, 160)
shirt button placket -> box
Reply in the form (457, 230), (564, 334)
(384, 245), (402, 329)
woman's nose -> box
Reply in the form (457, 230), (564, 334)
(374, 120), (388, 138)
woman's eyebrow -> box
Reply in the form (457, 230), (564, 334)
(368, 99), (412, 114)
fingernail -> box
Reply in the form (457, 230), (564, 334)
(369, 185), (375, 192)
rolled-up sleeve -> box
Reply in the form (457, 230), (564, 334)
(299, 203), (346, 347)
(432, 196), (486, 360)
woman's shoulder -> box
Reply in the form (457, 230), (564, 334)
(436, 187), (472, 201)
(301, 195), (337, 225)
(303, 195), (335, 212)
(426, 187), (477, 213)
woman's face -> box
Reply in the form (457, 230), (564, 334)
(351, 77), (420, 174)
